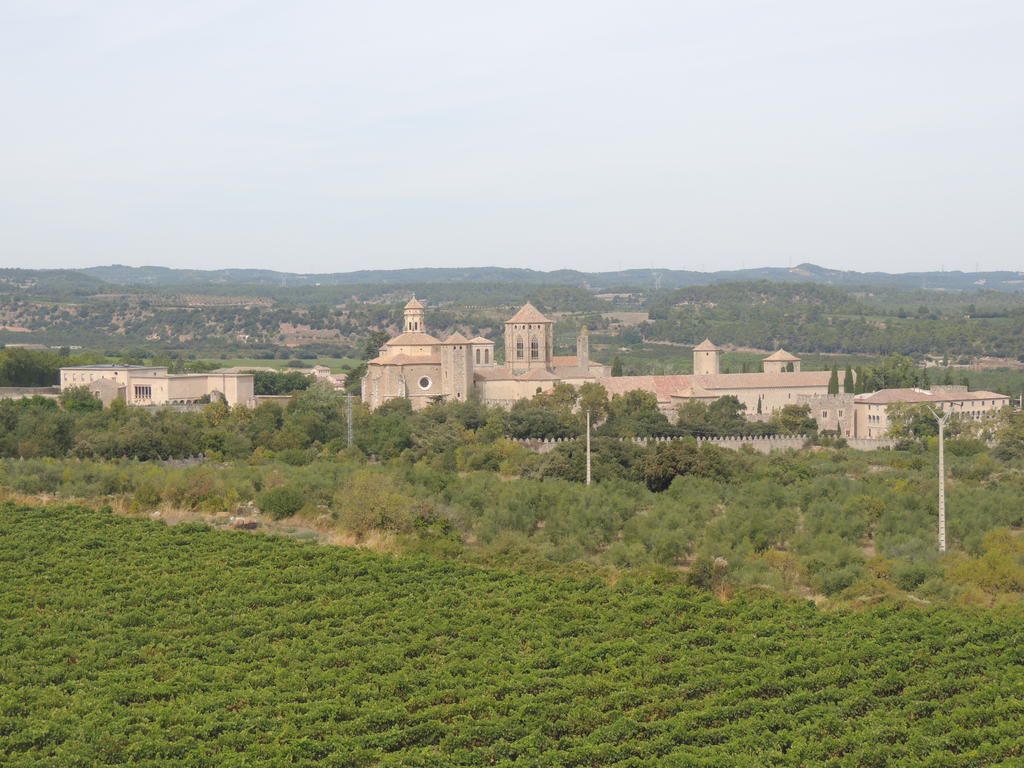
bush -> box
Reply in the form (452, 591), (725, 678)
(259, 487), (305, 520)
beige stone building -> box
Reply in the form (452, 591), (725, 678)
(854, 387), (1009, 438)
(595, 342), (835, 419)
(59, 364), (255, 407)
(361, 299), (610, 410)
(363, 310), (1013, 439)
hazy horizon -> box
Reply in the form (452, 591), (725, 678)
(3, 1), (1021, 273)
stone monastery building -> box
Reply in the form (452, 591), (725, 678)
(363, 299), (1011, 438)
(362, 298), (610, 410)
(363, 299), (834, 416)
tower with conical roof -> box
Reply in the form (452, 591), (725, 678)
(693, 338), (722, 376)
(504, 303), (553, 375)
(403, 296), (426, 333)
(762, 349), (801, 374)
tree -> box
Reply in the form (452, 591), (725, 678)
(769, 404), (817, 436)
(638, 438), (734, 492)
(827, 366), (839, 395)
(362, 331), (391, 360)
(707, 396), (748, 435)
(578, 382), (609, 422)
(251, 370), (314, 396)
(884, 402), (939, 442)
(0, 348), (60, 387)
(610, 356), (623, 377)
(600, 390), (672, 438)
(59, 386), (102, 412)
(843, 365), (854, 394)
(344, 361), (367, 395)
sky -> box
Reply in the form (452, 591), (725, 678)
(1, 0), (1022, 274)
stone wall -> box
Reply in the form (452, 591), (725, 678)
(512, 434), (897, 454)
(0, 386), (60, 401)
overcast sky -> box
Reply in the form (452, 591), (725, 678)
(2, 1), (1021, 274)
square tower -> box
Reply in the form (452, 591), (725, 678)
(504, 303), (554, 375)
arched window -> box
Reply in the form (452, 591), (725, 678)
(484, 349), (490, 363)
(530, 338), (539, 360)
(475, 349), (481, 364)
(516, 335), (524, 360)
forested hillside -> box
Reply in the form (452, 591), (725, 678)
(2, 504), (1022, 767)
(6, 267), (1024, 362)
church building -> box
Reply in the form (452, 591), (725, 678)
(361, 299), (610, 410)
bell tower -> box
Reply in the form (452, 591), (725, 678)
(693, 338), (722, 376)
(403, 296), (426, 333)
(504, 303), (554, 375)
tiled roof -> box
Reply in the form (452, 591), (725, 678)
(592, 371), (833, 402)
(62, 364), (164, 370)
(404, 296), (425, 309)
(695, 371), (831, 389)
(855, 388), (1009, 405)
(469, 337), (492, 344)
(444, 332), (469, 344)
(506, 303), (551, 324)
(763, 349), (801, 362)
(593, 375), (695, 402)
(692, 338), (722, 352)
(368, 354), (440, 366)
(474, 368), (516, 381)
(383, 331), (441, 347)
(517, 368), (560, 381)
(552, 355), (579, 366)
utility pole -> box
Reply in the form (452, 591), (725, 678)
(585, 409), (592, 486)
(346, 394), (354, 450)
(928, 407), (951, 552)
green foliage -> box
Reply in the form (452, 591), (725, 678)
(58, 385), (102, 412)
(638, 438), (736, 491)
(768, 404), (817, 436)
(2, 504), (1024, 766)
(250, 369), (313, 395)
(843, 365), (855, 393)
(258, 486), (305, 519)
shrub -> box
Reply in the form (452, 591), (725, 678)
(259, 487), (305, 520)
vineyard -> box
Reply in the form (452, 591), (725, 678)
(2, 504), (1023, 767)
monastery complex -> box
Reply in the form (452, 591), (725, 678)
(362, 299), (1012, 437)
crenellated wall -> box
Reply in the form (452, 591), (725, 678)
(511, 434), (897, 454)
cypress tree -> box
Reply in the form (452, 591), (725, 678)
(611, 356), (623, 377)
(843, 365), (854, 393)
(828, 366), (839, 395)
(854, 367), (865, 394)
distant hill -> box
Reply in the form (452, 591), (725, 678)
(75, 263), (1024, 292)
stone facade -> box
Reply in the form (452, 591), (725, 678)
(362, 311), (1012, 439)
(59, 365), (255, 407)
(361, 299), (611, 410)
(854, 386), (1010, 439)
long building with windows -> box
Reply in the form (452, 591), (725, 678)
(59, 364), (255, 407)
(853, 387), (1009, 438)
(362, 299), (1011, 438)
